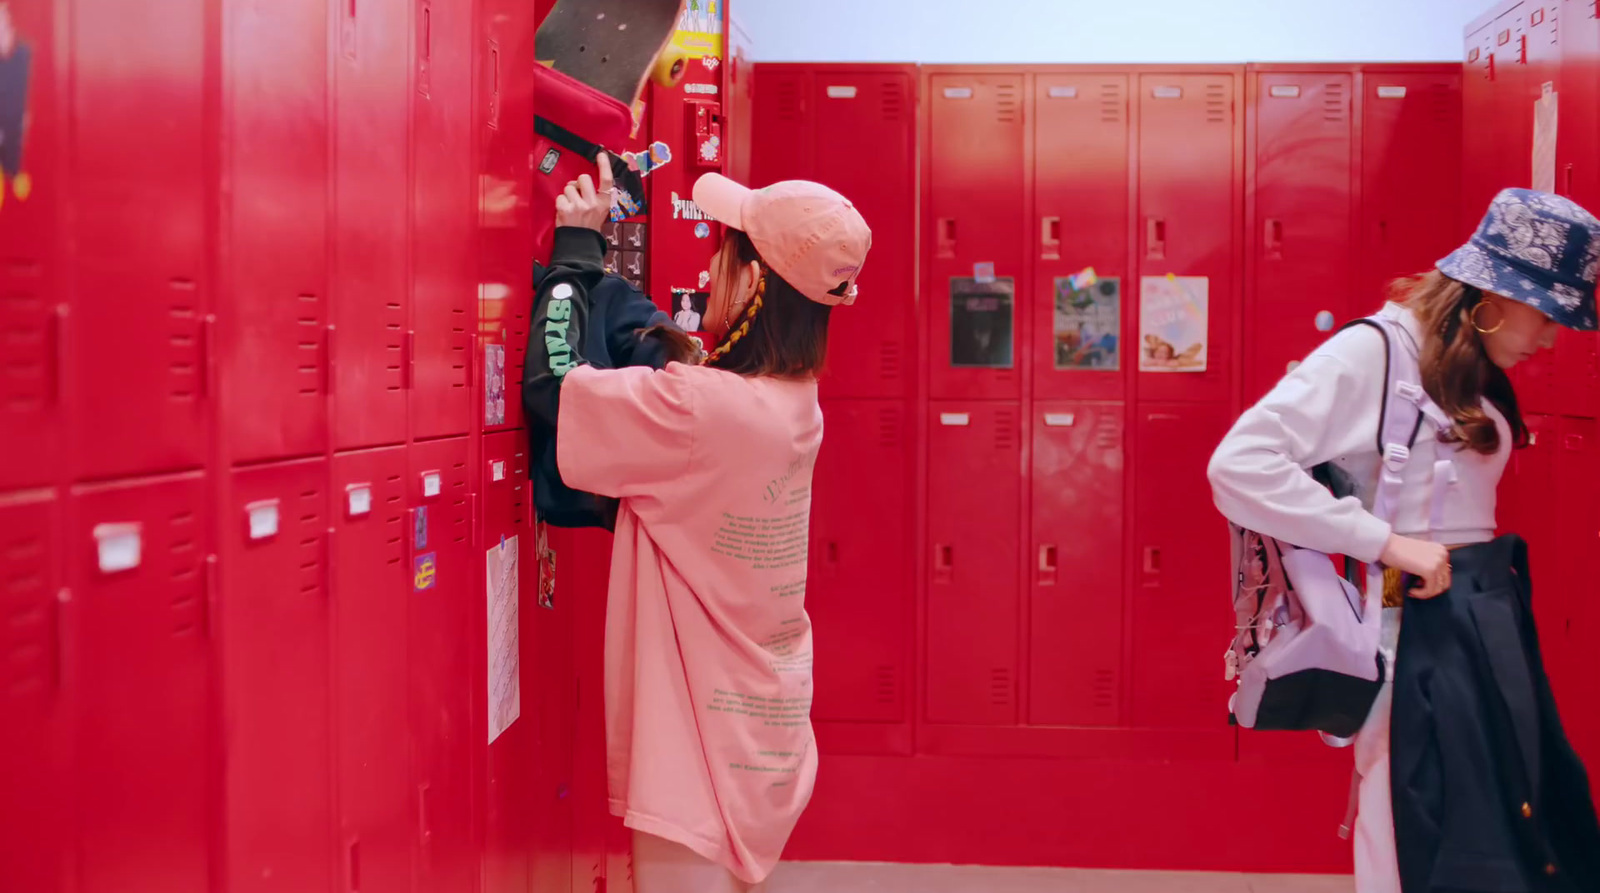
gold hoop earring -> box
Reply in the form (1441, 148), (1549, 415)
(1471, 301), (1504, 335)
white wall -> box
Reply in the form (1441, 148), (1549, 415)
(734, 0), (1484, 64)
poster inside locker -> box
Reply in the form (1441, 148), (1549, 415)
(950, 277), (1015, 369)
(486, 535), (520, 744)
(1054, 277), (1121, 370)
(1138, 275), (1208, 373)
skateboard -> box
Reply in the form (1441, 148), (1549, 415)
(536, 0), (690, 107)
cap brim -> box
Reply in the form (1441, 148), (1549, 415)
(692, 174), (751, 231)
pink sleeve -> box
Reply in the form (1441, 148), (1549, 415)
(556, 364), (696, 498)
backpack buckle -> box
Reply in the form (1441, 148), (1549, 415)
(1395, 380), (1424, 404)
(1382, 443), (1410, 472)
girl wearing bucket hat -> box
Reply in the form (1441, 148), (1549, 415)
(523, 154), (871, 893)
(1210, 187), (1600, 892)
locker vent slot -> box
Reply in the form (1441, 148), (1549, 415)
(995, 410), (1019, 450)
(989, 667), (1014, 707)
(2, 525), (50, 701)
(169, 302), (203, 402)
(386, 301), (404, 392)
(995, 84), (1020, 123)
(878, 340), (903, 382)
(1094, 415), (1122, 449)
(775, 78), (803, 121)
(1204, 82), (1229, 124)
(1322, 82), (1347, 122)
(168, 509), (205, 636)
(1428, 84), (1458, 124)
(1, 292), (47, 415)
(877, 408), (904, 448)
(1099, 81), (1124, 124)
(1092, 669), (1117, 710)
(880, 80), (907, 121)
(875, 664), (898, 706)
(296, 490), (323, 596)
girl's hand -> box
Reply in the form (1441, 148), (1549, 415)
(1380, 534), (1451, 599)
(555, 151), (616, 232)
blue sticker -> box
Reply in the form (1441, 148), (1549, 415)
(413, 552), (437, 591)
(695, 222), (710, 239)
(414, 506), (429, 550)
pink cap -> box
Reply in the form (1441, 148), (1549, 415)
(691, 174), (872, 306)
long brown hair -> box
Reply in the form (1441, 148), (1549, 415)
(1393, 269), (1528, 454)
(641, 229), (832, 377)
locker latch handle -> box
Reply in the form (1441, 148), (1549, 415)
(1041, 216), (1061, 260)
(1143, 546), (1161, 574)
(936, 219), (957, 259)
(1264, 219), (1283, 259)
(934, 544), (953, 583)
(824, 541), (839, 568)
(1146, 218), (1166, 260)
(1038, 545), (1058, 586)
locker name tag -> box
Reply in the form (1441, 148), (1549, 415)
(939, 413), (972, 427)
(826, 85), (858, 99)
(346, 485), (373, 517)
(1047, 86), (1079, 99)
(247, 500), (281, 541)
(1375, 86), (1407, 99)
(94, 523), (143, 574)
(1268, 85), (1302, 98)
(1151, 86), (1183, 99)
(1043, 413), (1076, 427)
(422, 472), (442, 498)
(942, 87), (974, 100)
(492, 460), (506, 482)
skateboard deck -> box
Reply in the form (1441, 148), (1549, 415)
(536, 0), (689, 106)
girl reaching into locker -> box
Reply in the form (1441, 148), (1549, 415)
(1208, 188), (1600, 892)
(523, 153), (871, 893)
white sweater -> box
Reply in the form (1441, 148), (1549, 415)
(1207, 303), (1510, 563)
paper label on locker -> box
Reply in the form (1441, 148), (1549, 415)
(487, 535), (521, 744)
(414, 552), (437, 591)
(938, 413), (971, 427)
(1139, 275), (1209, 373)
(415, 506), (429, 550)
(1375, 85), (1408, 99)
(422, 472), (442, 498)
(1533, 89), (1558, 193)
(1268, 85), (1302, 98)
(94, 523), (143, 574)
(942, 87), (974, 100)
(1151, 86), (1183, 99)
(1054, 276), (1121, 371)
(484, 344), (506, 427)
(1047, 86), (1079, 99)
(246, 500), (280, 540)
(491, 461), (506, 482)
(825, 85), (858, 99)
(1043, 413), (1077, 427)
(949, 277), (1015, 370)
(346, 485), (373, 517)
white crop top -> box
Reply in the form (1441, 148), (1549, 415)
(1208, 303), (1512, 563)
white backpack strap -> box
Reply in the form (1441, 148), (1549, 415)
(1363, 313), (1457, 537)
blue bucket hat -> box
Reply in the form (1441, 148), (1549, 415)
(1437, 187), (1600, 331)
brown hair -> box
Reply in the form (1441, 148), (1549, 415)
(1392, 269), (1528, 454)
(641, 229), (832, 377)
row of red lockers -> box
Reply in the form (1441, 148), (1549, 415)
(744, 56), (1600, 871)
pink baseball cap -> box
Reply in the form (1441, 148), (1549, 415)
(691, 173), (872, 306)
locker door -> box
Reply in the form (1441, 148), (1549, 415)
(0, 492), (63, 893)
(482, 431), (533, 893)
(0, 0), (61, 491)
(749, 67), (812, 188)
(1551, 418), (1597, 708)
(68, 0), (209, 480)
(1129, 403), (1232, 730)
(333, 0), (411, 450)
(331, 447), (412, 893)
(221, 0), (330, 464)
(1247, 72), (1355, 404)
(1033, 73), (1131, 403)
(927, 72), (1026, 400)
(1029, 402), (1124, 727)
(70, 473), (210, 893)
(809, 399), (912, 724)
(926, 401), (1022, 725)
(1505, 415), (1559, 650)
(1361, 70), (1465, 299)
(409, 437), (476, 893)
(222, 459), (332, 893)
(412, 0), (477, 439)
(810, 69), (918, 400)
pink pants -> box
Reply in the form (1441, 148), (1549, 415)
(1353, 610), (1402, 893)
(631, 831), (759, 893)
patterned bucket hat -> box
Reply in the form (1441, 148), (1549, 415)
(1438, 188), (1600, 331)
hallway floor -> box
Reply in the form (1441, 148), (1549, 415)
(764, 863), (1352, 892)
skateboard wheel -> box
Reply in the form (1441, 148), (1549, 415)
(651, 49), (689, 88)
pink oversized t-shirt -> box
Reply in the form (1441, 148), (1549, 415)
(556, 361), (821, 884)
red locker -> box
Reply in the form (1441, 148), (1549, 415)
(0, 491), (63, 893)
(925, 71), (1026, 400)
(1032, 72), (1131, 403)
(0, 0), (61, 491)
(68, 0), (210, 481)
(1505, 415), (1560, 654)
(69, 473), (210, 893)
(408, 437), (477, 893)
(1463, 18), (1503, 236)
(1135, 72), (1240, 405)
(808, 399), (913, 726)
(221, 0), (331, 464)
(331, 447), (412, 893)
(806, 69), (917, 401)
(222, 459), (332, 893)
(1551, 419), (1599, 698)
(412, 0), (478, 440)
(1129, 403), (1233, 730)
(482, 431), (533, 893)
(925, 401), (1022, 726)
(749, 67), (812, 188)
(1360, 68), (1464, 300)
(333, 0), (412, 450)
(1559, 0), (1600, 213)
(1245, 70), (1356, 404)
(1029, 402), (1124, 727)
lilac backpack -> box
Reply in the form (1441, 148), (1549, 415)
(1224, 310), (1457, 739)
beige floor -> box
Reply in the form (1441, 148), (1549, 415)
(764, 862), (1353, 893)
